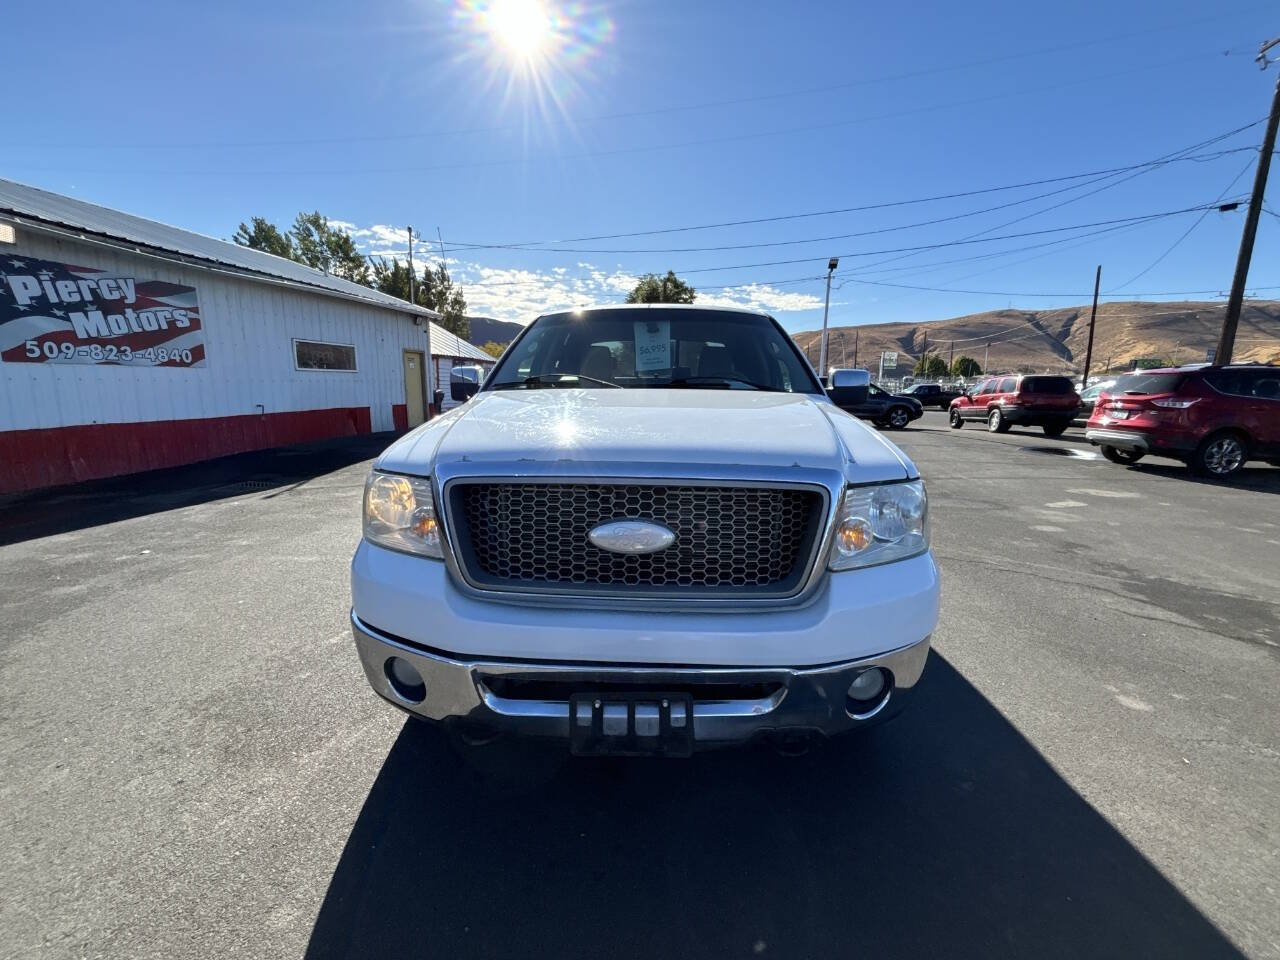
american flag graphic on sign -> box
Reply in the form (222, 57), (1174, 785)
(0, 254), (206, 368)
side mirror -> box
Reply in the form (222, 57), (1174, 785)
(827, 368), (870, 407)
(830, 368), (870, 389)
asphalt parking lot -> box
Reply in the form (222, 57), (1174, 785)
(2, 413), (1277, 959)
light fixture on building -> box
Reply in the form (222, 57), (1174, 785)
(0, 223), (16, 245)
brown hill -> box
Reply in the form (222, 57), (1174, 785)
(793, 300), (1280, 377)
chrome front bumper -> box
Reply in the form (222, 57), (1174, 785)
(350, 612), (931, 746)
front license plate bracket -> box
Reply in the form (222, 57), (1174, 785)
(569, 692), (694, 757)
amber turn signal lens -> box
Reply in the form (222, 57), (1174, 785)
(835, 517), (874, 554)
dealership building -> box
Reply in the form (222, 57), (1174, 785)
(0, 179), (492, 495)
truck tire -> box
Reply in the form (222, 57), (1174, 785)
(1189, 430), (1248, 479)
(949, 409), (964, 429)
(1100, 444), (1144, 465)
(988, 409), (1010, 433)
(886, 406), (911, 430)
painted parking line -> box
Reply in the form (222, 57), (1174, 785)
(1066, 488), (1142, 499)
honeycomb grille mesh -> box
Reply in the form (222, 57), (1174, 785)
(452, 482), (821, 594)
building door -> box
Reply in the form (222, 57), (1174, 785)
(403, 351), (426, 427)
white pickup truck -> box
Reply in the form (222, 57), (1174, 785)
(350, 304), (939, 755)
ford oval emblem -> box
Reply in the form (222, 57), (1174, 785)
(588, 519), (676, 555)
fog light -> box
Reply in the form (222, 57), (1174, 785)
(848, 668), (886, 703)
(385, 656), (426, 703)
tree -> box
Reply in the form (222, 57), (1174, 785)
(291, 211), (369, 284)
(420, 263), (469, 339)
(914, 353), (949, 378)
(480, 341), (506, 357)
(626, 271), (696, 304)
(371, 256), (416, 303)
(233, 217), (295, 260)
(951, 355), (982, 378)
(372, 257), (470, 338)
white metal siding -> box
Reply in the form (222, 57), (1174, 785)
(0, 231), (430, 432)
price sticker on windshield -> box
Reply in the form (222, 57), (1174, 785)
(634, 320), (671, 371)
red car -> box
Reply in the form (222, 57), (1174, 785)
(948, 374), (1080, 436)
(1085, 364), (1280, 479)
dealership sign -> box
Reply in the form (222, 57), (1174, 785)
(0, 255), (205, 367)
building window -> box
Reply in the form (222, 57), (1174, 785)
(294, 339), (356, 371)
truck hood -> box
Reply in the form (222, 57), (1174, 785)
(376, 389), (918, 483)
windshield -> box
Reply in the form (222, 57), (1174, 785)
(1019, 376), (1074, 394)
(485, 309), (822, 393)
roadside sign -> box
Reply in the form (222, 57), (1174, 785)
(880, 351), (897, 369)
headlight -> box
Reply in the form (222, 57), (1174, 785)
(363, 472), (443, 558)
(828, 480), (928, 571)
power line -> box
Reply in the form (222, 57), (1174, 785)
(442, 123), (1266, 249)
(450, 202), (1246, 291)
(846, 139), (1250, 282)
(454, 149), (1257, 257)
(834, 275), (1278, 299)
(449, 200), (1248, 267)
(1107, 155), (1258, 291)
(664, 201), (1248, 277)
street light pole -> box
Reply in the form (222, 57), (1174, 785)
(1217, 36), (1280, 366)
(818, 257), (839, 377)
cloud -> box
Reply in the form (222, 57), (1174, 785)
(335, 220), (824, 323)
(453, 264), (640, 323)
(695, 283), (825, 314)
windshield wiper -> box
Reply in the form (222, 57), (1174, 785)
(493, 374), (622, 390)
(663, 376), (782, 392)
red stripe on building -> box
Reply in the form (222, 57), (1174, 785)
(391, 404), (408, 432)
(0, 406), (371, 494)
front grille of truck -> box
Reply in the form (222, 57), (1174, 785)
(446, 481), (826, 599)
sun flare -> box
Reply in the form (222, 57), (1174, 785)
(485, 0), (552, 60)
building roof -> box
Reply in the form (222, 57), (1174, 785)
(0, 177), (436, 317)
(429, 321), (495, 364)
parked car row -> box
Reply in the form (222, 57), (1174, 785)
(900, 382), (963, 410)
(1084, 364), (1280, 479)
(824, 362), (1279, 481)
(824, 372), (924, 429)
(947, 375), (1080, 436)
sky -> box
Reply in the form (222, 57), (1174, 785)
(4, 0), (1279, 334)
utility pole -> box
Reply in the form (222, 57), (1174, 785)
(1217, 36), (1280, 366)
(407, 226), (415, 306)
(819, 257), (839, 377)
(983, 341), (990, 374)
(853, 328), (859, 367)
(948, 339), (955, 376)
(840, 332), (847, 366)
(1080, 264), (1101, 386)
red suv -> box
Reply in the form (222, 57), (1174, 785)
(1085, 364), (1280, 479)
(948, 374), (1080, 436)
